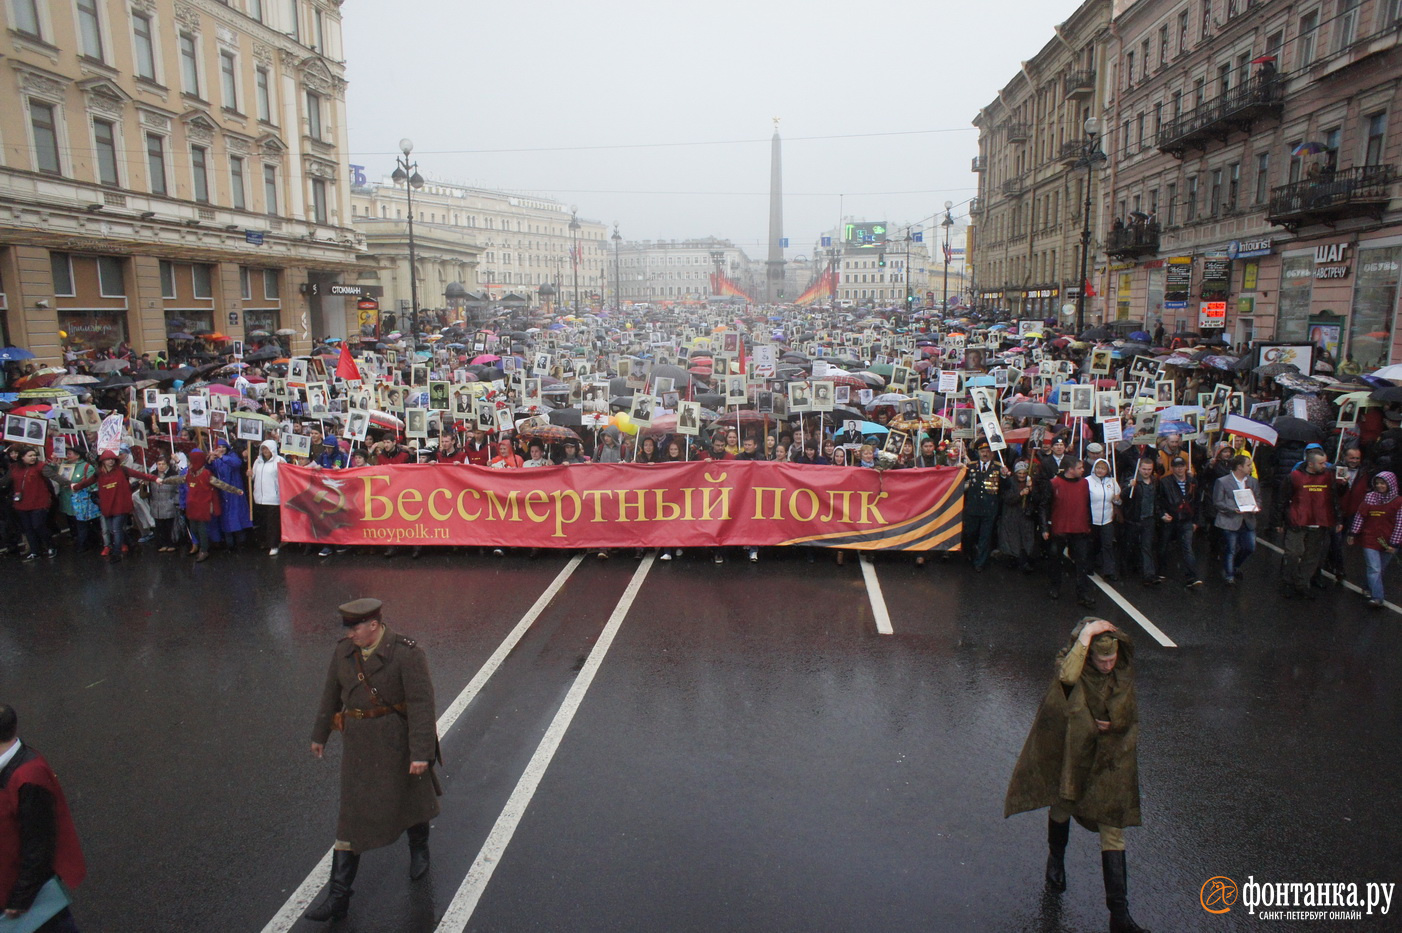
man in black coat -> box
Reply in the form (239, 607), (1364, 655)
(1155, 456), (1203, 588)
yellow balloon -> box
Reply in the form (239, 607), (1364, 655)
(620, 419), (639, 435)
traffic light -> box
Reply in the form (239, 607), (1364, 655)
(878, 253), (886, 267)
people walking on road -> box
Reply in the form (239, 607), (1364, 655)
(1041, 458), (1096, 607)
(1347, 471), (1402, 608)
(305, 599), (441, 923)
(159, 450), (243, 563)
(250, 439), (285, 556)
(1120, 457), (1160, 587)
(1212, 455), (1261, 584)
(1005, 618), (1150, 933)
(963, 440), (1006, 571)
(0, 703), (86, 933)
(6, 447), (57, 561)
(1274, 448), (1340, 599)
(71, 450), (155, 561)
(1155, 456), (1202, 589)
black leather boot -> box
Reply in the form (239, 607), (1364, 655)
(303, 849), (359, 922)
(1045, 815), (1069, 892)
(408, 822), (431, 880)
(1102, 849), (1150, 933)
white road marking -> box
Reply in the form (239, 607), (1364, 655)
(860, 555), (895, 635)
(1255, 539), (1402, 614)
(1089, 575), (1178, 648)
(434, 554), (655, 932)
(259, 554), (585, 933)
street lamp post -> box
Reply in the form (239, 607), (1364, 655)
(829, 246), (840, 308)
(391, 138), (424, 349)
(612, 224), (622, 312)
(941, 201), (954, 313)
(568, 210), (581, 313)
(904, 225), (915, 313)
(1073, 117), (1107, 334)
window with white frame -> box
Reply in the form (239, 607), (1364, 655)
(132, 13), (157, 80)
(97, 256), (126, 297)
(146, 133), (167, 194)
(220, 50), (239, 110)
(13, 0), (42, 38)
(93, 118), (119, 186)
(305, 90), (322, 139)
(249, 0), (264, 22)
(1298, 11), (1318, 67)
(239, 266), (252, 299)
(255, 67), (272, 122)
(160, 260), (177, 298)
(192, 264), (214, 299)
(1335, 0), (1361, 50)
(311, 178), (328, 224)
(76, 0), (104, 60)
(230, 155), (247, 209)
(263, 164), (278, 214)
(264, 269), (279, 299)
(180, 33), (200, 96)
(192, 145), (210, 202)
(30, 100), (62, 176)
(50, 253), (75, 296)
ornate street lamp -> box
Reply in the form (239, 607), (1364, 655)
(391, 138), (424, 349)
(1073, 117), (1108, 333)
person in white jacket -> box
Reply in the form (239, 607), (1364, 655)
(251, 438), (285, 556)
(1087, 457), (1122, 580)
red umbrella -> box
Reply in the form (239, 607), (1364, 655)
(8, 404), (52, 416)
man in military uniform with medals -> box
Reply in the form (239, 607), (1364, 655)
(963, 439), (1007, 571)
(304, 599), (441, 923)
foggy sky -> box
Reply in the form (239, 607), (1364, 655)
(342, 0), (1083, 257)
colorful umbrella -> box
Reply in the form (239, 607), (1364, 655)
(1291, 141), (1328, 156)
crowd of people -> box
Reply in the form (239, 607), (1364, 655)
(3, 300), (1400, 605)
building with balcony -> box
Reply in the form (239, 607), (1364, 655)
(0, 0), (364, 363)
(970, 0), (1112, 320)
(1102, 0), (1402, 363)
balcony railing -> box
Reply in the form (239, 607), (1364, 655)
(1005, 122), (1031, 143)
(1059, 139), (1086, 164)
(1000, 175), (1026, 197)
(1156, 73), (1284, 157)
(1063, 69), (1095, 99)
(1266, 164), (1395, 231)
(971, 155), (987, 172)
(1105, 221), (1161, 259)
(969, 197), (983, 214)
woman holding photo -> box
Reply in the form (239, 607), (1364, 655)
(57, 447), (100, 552)
(7, 447), (58, 560)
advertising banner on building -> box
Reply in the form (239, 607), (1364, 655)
(279, 461), (966, 551)
(1165, 257), (1193, 308)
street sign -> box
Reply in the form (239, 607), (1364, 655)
(245, 231), (264, 245)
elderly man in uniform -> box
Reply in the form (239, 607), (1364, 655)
(1005, 618), (1149, 933)
(962, 439), (1006, 571)
(304, 599), (441, 923)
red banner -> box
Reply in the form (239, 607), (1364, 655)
(279, 462), (965, 551)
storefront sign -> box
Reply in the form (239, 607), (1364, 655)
(1201, 253), (1232, 301)
(1228, 237), (1273, 260)
(278, 461), (967, 551)
(328, 284), (385, 297)
(1021, 288), (1059, 299)
(1314, 265), (1350, 279)
(1165, 257), (1192, 308)
(1199, 301), (1228, 328)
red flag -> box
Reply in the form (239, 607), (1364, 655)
(1083, 279), (1097, 298)
(336, 345), (361, 382)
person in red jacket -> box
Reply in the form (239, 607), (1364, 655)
(1273, 449), (1340, 599)
(0, 703), (85, 932)
(6, 447), (57, 561)
(462, 430), (491, 466)
(1347, 470), (1402, 608)
(1040, 458), (1096, 607)
(160, 449), (243, 563)
(71, 450), (155, 560)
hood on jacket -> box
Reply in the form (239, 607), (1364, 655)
(1091, 458), (1112, 477)
(1369, 471), (1399, 502)
(98, 449), (121, 464)
(188, 450), (206, 471)
(259, 439), (283, 459)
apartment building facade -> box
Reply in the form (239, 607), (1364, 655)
(971, 0), (1113, 321)
(0, 0), (363, 362)
(1104, 0), (1402, 364)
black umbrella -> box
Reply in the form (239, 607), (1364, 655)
(1080, 326), (1113, 341)
(695, 392), (724, 409)
(1255, 362), (1300, 377)
(1232, 355), (1257, 372)
(548, 407), (583, 426)
(1369, 386), (1402, 403)
(1271, 416), (1324, 443)
(245, 347), (281, 362)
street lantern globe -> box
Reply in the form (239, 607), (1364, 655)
(445, 281), (468, 300)
(1084, 117), (1100, 136)
(400, 138), (414, 155)
(944, 200), (954, 210)
(611, 223), (621, 243)
(569, 213), (581, 232)
(538, 282), (557, 299)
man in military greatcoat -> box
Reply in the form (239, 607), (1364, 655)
(1005, 618), (1150, 933)
(304, 599), (441, 923)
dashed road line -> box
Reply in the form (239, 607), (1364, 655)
(260, 554), (585, 933)
(860, 555), (895, 635)
(1089, 574), (1178, 648)
(434, 554), (656, 932)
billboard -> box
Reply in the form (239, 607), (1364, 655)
(845, 222), (888, 247)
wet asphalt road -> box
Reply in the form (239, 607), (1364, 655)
(1, 534), (1400, 933)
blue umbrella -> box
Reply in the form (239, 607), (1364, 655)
(856, 420), (890, 434)
(1128, 330), (1151, 341)
(0, 347), (35, 362)
(1158, 419), (1195, 435)
(965, 375), (996, 387)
